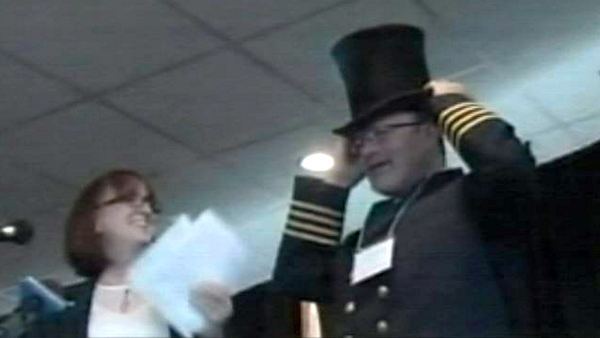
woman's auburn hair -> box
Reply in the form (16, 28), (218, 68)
(64, 169), (158, 278)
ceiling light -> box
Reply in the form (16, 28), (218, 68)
(300, 152), (335, 172)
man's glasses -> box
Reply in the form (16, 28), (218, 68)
(350, 121), (426, 153)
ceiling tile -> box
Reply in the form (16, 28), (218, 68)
(0, 0), (220, 90)
(451, 66), (561, 137)
(171, 0), (343, 39)
(426, 0), (600, 123)
(234, 203), (287, 257)
(244, 0), (483, 111)
(508, 44), (600, 123)
(153, 158), (284, 228)
(443, 61), (593, 167)
(0, 161), (73, 218)
(426, 0), (600, 61)
(0, 103), (199, 186)
(566, 112), (600, 149)
(528, 127), (579, 164)
(491, 98), (560, 138)
(232, 204), (288, 287)
(0, 54), (79, 131)
(213, 123), (336, 194)
(109, 50), (325, 154)
(0, 241), (25, 286)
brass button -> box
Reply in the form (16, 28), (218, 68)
(377, 285), (390, 298)
(344, 301), (355, 314)
(376, 320), (389, 334)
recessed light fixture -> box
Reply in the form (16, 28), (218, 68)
(300, 152), (335, 172)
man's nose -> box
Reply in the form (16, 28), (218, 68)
(358, 137), (380, 158)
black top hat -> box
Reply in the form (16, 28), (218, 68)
(331, 24), (431, 135)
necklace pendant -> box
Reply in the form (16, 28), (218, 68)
(120, 288), (130, 313)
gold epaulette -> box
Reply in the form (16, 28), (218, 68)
(283, 200), (343, 246)
(438, 101), (500, 149)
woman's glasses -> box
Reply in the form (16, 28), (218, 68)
(96, 194), (161, 214)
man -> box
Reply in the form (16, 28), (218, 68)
(273, 24), (539, 337)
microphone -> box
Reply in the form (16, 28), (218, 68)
(0, 220), (33, 245)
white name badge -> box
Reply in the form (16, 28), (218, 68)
(351, 238), (394, 285)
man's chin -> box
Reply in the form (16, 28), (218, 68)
(368, 178), (400, 197)
(367, 176), (414, 197)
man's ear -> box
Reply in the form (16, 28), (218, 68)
(420, 122), (444, 156)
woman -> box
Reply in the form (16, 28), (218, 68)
(24, 169), (232, 338)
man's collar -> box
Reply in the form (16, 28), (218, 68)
(386, 168), (462, 204)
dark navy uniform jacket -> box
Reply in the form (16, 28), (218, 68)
(273, 94), (540, 337)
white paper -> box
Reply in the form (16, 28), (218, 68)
(131, 210), (247, 338)
(351, 238), (394, 285)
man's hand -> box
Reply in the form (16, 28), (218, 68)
(425, 79), (468, 97)
(310, 136), (364, 189)
(189, 281), (233, 324)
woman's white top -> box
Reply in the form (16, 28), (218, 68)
(87, 283), (170, 338)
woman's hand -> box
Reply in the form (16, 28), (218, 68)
(189, 281), (233, 324)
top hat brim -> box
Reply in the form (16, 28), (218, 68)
(332, 88), (432, 136)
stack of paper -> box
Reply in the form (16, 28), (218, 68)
(131, 210), (247, 337)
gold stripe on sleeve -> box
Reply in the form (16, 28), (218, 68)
(454, 115), (501, 148)
(284, 229), (338, 246)
(447, 110), (491, 142)
(289, 210), (342, 228)
(287, 220), (340, 238)
(439, 102), (479, 123)
(292, 200), (343, 218)
(441, 106), (483, 136)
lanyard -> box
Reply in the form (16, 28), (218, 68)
(355, 177), (429, 252)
